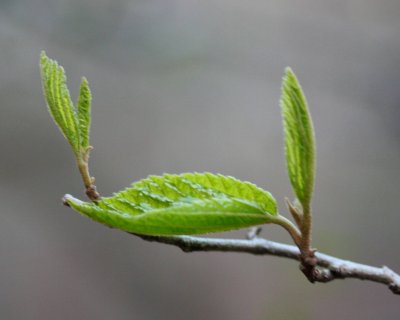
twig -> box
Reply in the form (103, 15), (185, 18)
(136, 233), (400, 295)
(76, 147), (100, 201)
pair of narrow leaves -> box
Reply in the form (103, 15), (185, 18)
(41, 52), (315, 236)
(40, 51), (91, 157)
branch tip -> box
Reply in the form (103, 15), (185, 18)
(131, 233), (400, 295)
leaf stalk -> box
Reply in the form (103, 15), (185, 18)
(77, 148), (100, 201)
(272, 215), (302, 248)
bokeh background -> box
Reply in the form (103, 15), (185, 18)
(1, 1), (400, 319)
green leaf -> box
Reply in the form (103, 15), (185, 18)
(280, 68), (316, 207)
(40, 51), (81, 155)
(76, 77), (92, 149)
(63, 173), (278, 235)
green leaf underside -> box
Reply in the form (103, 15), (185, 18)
(65, 173), (278, 235)
(280, 68), (315, 206)
(40, 51), (92, 156)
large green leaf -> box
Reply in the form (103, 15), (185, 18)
(280, 68), (316, 207)
(64, 173), (278, 235)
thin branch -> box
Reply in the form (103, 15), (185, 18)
(136, 234), (400, 295)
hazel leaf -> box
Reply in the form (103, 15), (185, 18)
(280, 68), (316, 207)
(40, 51), (81, 155)
(76, 77), (92, 150)
(64, 173), (278, 235)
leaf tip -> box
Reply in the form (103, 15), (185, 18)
(63, 194), (85, 207)
(81, 76), (89, 86)
(39, 51), (49, 73)
(78, 76), (91, 100)
(284, 66), (294, 75)
(282, 67), (300, 89)
(40, 50), (47, 61)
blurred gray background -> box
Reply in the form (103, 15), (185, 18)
(1, 0), (400, 319)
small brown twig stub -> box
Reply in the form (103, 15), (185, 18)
(85, 185), (101, 201)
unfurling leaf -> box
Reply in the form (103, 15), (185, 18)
(280, 68), (315, 208)
(40, 51), (80, 155)
(64, 173), (278, 235)
(76, 77), (92, 150)
(40, 52), (100, 200)
(40, 51), (93, 157)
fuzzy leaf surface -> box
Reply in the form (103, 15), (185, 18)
(64, 173), (278, 235)
(40, 51), (81, 154)
(76, 77), (92, 149)
(280, 68), (316, 207)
